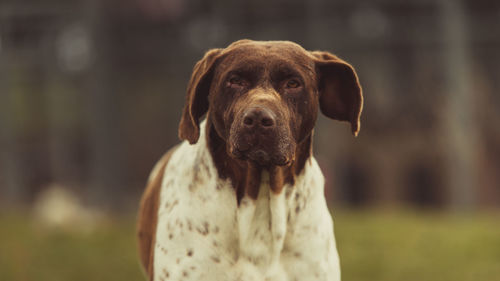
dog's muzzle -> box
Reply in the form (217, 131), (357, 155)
(229, 106), (293, 166)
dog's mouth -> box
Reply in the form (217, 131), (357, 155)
(228, 129), (295, 167)
(230, 145), (291, 167)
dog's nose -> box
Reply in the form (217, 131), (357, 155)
(242, 107), (276, 129)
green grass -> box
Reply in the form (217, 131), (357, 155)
(1, 209), (500, 281)
(0, 213), (144, 281)
(334, 209), (500, 281)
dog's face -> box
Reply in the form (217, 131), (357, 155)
(210, 42), (318, 166)
(179, 40), (363, 168)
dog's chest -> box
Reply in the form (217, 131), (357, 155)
(153, 139), (340, 281)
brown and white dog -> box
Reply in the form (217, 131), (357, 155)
(137, 40), (363, 281)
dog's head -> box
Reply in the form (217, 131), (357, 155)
(179, 40), (363, 168)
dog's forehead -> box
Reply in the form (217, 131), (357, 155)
(227, 40), (306, 53)
(219, 41), (315, 72)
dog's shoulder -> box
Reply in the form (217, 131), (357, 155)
(137, 145), (179, 279)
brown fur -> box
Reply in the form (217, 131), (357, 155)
(179, 40), (363, 202)
(137, 146), (177, 279)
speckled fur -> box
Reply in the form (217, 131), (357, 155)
(141, 39), (365, 281)
(153, 121), (340, 281)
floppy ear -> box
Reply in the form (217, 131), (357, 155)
(179, 48), (222, 144)
(310, 51), (363, 136)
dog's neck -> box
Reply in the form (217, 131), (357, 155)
(205, 118), (313, 204)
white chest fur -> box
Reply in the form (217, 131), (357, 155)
(153, 127), (340, 281)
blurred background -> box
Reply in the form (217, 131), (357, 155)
(1, 0), (499, 280)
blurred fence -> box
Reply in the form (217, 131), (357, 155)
(1, 0), (499, 210)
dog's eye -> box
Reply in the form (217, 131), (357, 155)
(286, 79), (301, 89)
(229, 77), (242, 84)
(227, 76), (247, 89)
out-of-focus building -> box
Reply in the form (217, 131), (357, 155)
(1, 0), (499, 210)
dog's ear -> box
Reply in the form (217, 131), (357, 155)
(179, 48), (222, 144)
(310, 51), (363, 136)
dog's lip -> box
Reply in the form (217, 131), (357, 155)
(229, 147), (246, 159)
(229, 146), (292, 167)
(248, 150), (271, 166)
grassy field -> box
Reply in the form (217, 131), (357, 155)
(1, 209), (500, 281)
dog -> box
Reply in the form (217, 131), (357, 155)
(137, 39), (363, 281)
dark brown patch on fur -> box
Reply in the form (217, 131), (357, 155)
(196, 221), (210, 236)
(164, 199), (179, 212)
(211, 256), (221, 263)
(162, 268), (170, 278)
(193, 164), (203, 185)
(137, 146), (178, 280)
(269, 166), (285, 194)
(160, 247), (167, 254)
